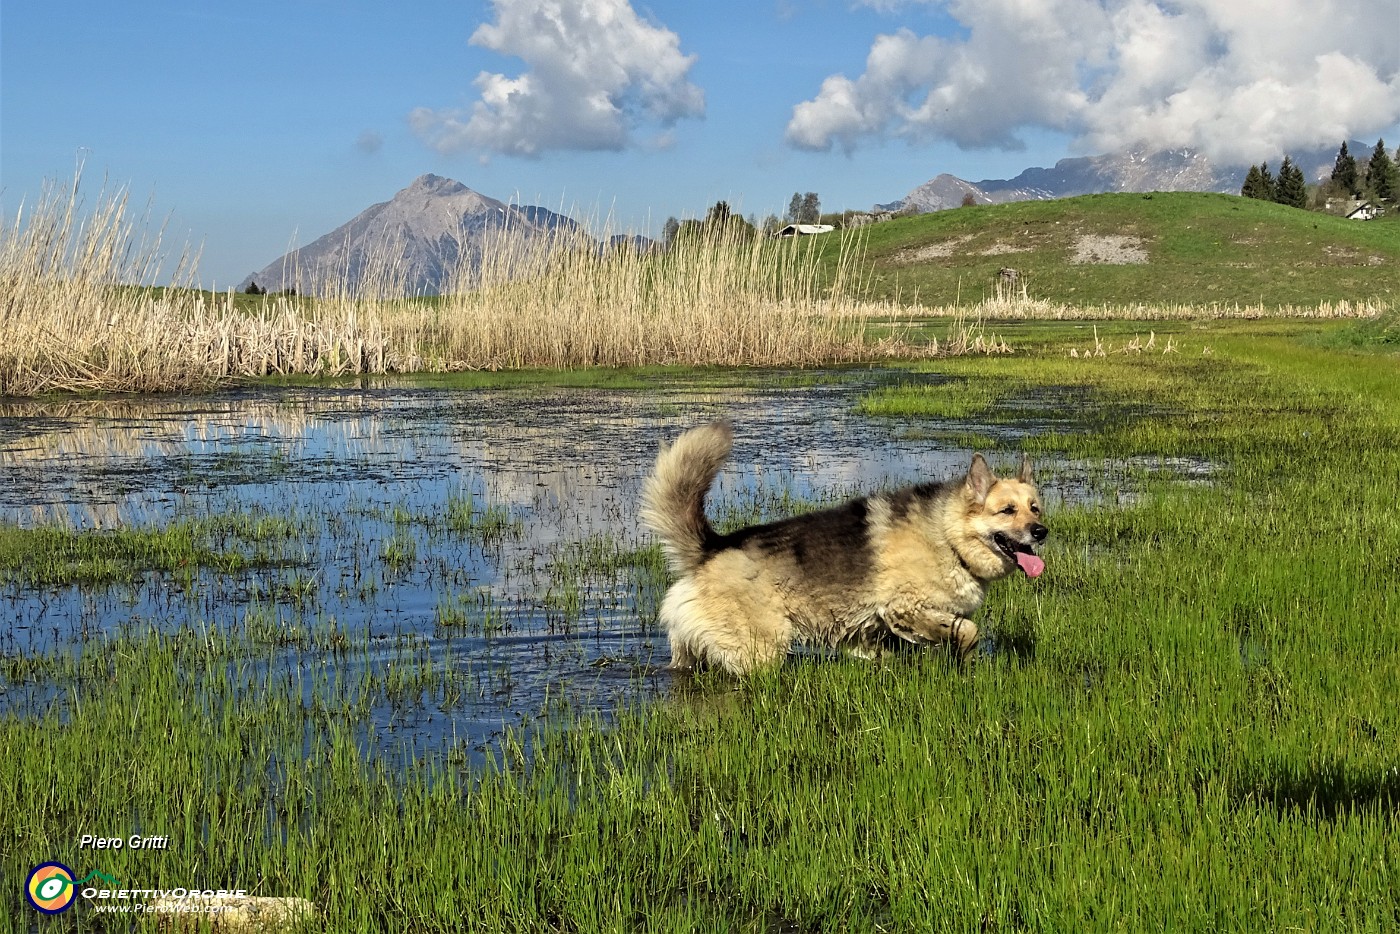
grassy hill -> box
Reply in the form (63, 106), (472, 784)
(829, 192), (1400, 309)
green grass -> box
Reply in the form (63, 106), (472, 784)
(0, 509), (310, 587)
(1324, 308), (1400, 350)
(822, 192), (1400, 308)
(542, 533), (670, 629)
(3, 321), (1399, 930)
(443, 489), (523, 543)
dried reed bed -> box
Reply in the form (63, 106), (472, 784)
(407, 221), (899, 370)
(0, 174), (926, 396)
(0, 175), (398, 394)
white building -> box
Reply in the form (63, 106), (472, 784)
(775, 224), (835, 238)
(1345, 200), (1383, 221)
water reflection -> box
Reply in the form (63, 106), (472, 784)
(0, 376), (1120, 756)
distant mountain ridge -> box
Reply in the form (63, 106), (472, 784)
(246, 143), (1369, 296)
(879, 143), (1364, 214)
(241, 174), (579, 296)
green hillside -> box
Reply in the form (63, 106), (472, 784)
(832, 192), (1400, 309)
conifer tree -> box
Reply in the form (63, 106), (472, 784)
(1331, 141), (1360, 197)
(1289, 161), (1307, 207)
(705, 201), (732, 226)
(1241, 164), (1279, 201)
(1274, 156), (1307, 209)
(1365, 139), (1397, 203)
(1258, 162), (1276, 201)
(1241, 165), (1262, 199)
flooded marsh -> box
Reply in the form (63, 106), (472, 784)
(4, 322), (1397, 931)
(0, 374), (1121, 759)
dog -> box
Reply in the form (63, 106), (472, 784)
(639, 421), (1046, 675)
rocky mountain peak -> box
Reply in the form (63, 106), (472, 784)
(240, 175), (577, 296)
(879, 142), (1368, 215)
(407, 173), (466, 195)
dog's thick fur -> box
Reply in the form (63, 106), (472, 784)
(640, 421), (1046, 675)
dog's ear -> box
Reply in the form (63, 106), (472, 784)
(1018, 454), (1035, 485)
(966, 453), (995, 504)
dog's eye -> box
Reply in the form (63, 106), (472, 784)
(1000, 505), (1017, 515)
(1030, 504), (1040, 515)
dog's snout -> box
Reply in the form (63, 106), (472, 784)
(1030, 523), (1048, 543)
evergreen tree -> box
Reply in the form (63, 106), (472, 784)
(1240, 164), (1257, 197)
(1288, 161), (1307, 208)
(1331, 141), (1360, 197)
(799, 192), (821, 224)
(1241, 165), (1266, 199)
(1258, 162), (1276, 201)
(1274, 156), (1307, 209)
(661, 216), (680, 245)
(705, 200), (732, 226)
(1365, 138), (1397, 203)
(244, 280), (264, 296)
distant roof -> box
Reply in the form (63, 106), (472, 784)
(775, 224), (835, 237)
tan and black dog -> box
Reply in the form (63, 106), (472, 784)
(640, 421), (1046, 675)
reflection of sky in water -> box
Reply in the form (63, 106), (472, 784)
(0, 382), (998, 530)
(0, 377), (1119, 757)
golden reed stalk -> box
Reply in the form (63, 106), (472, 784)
(0, 173), (929, 396)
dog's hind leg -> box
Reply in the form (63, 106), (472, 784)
(704, 632), (790, 676)
(667, 637), (698, 670)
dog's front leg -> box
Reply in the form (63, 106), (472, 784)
(883, 608), (980, 659)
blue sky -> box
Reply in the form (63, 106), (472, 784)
(4, 0), (1398, 288)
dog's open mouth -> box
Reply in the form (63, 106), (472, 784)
(994, 533), (1045, 578)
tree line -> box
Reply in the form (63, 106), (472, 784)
(1241, 139), (1398, 212)
(661, 191), (825, 245)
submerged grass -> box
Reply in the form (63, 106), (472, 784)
(3, 320), (1399, 930)
(0, 509), (309, 587)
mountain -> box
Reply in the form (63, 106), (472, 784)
(879, 142), (1365, 214)
(874, 174), (993, 213)
(241, 174), (580, 296)
(973, 148), (1226, 202)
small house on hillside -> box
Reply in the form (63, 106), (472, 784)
(1345, 200), (1382, 221)
(775, 223), (835, 238)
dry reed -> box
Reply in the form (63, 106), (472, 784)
(0, 173), (931, 396)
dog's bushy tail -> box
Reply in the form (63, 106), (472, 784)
(640, 421), (733, 575)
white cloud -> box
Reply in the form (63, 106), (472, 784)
(411, 0), (704, 158)
(788, 0), (1400, 163)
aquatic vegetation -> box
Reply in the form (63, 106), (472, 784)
(0, 512), (307, 587)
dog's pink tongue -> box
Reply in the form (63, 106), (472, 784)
(1016, 552), (1045, 578)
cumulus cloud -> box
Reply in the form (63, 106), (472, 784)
(410, 0), (704, 157)
(787, 0), (1400, 163)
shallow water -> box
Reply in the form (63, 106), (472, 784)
(0, 374), (1181, 757)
